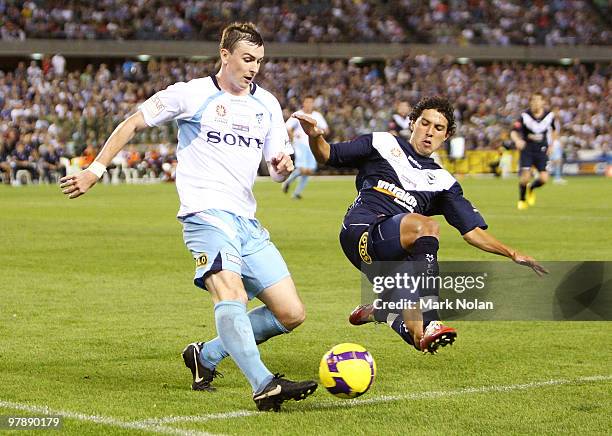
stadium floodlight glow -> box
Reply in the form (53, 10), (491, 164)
(457, 57), (470, 64)
(137, 54), (151, 62)
(559, 58), (573, 65)
(349, 57), (365, 64)
(30, 53), (43, 60)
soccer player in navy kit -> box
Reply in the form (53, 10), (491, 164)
(294, 96), (547, 354)
(511, 93), (558, 210)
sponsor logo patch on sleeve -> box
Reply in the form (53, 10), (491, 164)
(143, 95), (165, 118)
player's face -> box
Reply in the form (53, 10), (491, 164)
(303, 97), (314, 113)
(220, 41), (264, 93)
(530, 95), (544, 113)
(410, 109), (449, 157)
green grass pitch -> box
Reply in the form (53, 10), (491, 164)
(1, 177), (611, 435)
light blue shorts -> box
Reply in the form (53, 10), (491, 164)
(179, 210), (290, 300)
(550, 147), (562, 161)
(294, 142), (317, 171)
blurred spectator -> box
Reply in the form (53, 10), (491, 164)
(388, 100), (411, 139)
(51, 53), (66, 77)
(0, 140), (11, 183)
(80, 143), (97, 169)
(0, 0), (609, 45)
(39, 142), (66, 183)
(0, 56), (609, 186)
(10, 141), (39, 183)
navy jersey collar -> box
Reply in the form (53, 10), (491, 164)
(210, 74), (257, 95)
(396, 135), (437, 166)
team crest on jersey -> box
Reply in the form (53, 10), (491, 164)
(391, 147), (402, 158)
(358, 232), (372, 264)
(195, 253), (208, 268)
(256, 113), (263, 124)
(426, 172), (436, 184)
(216, 104), (227, 117)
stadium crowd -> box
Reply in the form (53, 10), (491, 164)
(0, 0), (609, 46)
(0, 55), (609, 184)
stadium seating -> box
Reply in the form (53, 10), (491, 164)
(0, 55), (608, 182)
(0, 0), (609, 45)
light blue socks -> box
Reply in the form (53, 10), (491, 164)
(294, 175), (309, 196)
(201, 305), (289, 369)
(285, 168), (301, 186)
(205, 302), (287, 392)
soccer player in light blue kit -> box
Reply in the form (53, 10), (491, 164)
(283, 95), (329, 199)
(59, 22), (317, 412)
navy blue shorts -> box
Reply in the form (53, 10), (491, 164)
(339, 208), (412, 271)
(520, 149), (548, 172)
(340, 208), (425, 308)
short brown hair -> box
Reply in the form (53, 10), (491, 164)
(220, 22), (264, 53)
(409, 96), (456, 137)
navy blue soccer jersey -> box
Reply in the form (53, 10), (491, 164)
(328, 132), (487, 235)
(512, 110), (557, 153)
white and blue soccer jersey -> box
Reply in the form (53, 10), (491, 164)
(286, 110), (328, 170)
(330, 132), (487, 235)
(140, 75), (292, 218)
(286, 110), (328, 147)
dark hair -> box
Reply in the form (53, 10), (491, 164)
(409, 96), (456, 137)
(220, 22), (264, 53)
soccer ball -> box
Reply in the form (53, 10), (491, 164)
(319, 343), (376, 399)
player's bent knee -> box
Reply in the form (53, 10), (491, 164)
(405, 215), (439, 237)
(421, 218), (440, 237)
(399, 214), (440, 249)
(519, 171), (531, 184)
(277, 305), (306, 331)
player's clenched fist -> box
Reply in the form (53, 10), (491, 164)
(59, 170), (99, 199)
(271, 152), (294, 177)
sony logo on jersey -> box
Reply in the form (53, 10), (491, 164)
(374, 180), (418, 211)
(206, 131), (263, 149)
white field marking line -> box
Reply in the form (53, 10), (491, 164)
(0, 399), (219, 436)
(255, 175), (354, 182)
(138, 375), (612, 425)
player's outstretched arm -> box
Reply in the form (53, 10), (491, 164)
(60, 111), (148, 199)
(463, 227), (548, 276)
(292, 113), (330, 164)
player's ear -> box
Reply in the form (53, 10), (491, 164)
(219, 48), (230, 64)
